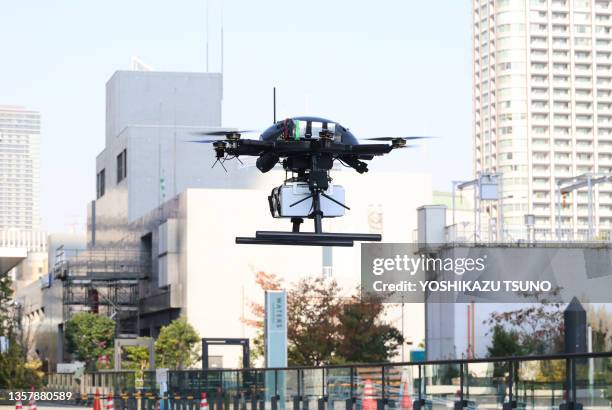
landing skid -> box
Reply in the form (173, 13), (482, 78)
(236, 177), (382, 247)
(235, 231), (382, 247)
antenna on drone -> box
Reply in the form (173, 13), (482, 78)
(273, 87), (277, 123)
(205, 0), (209, 72)
(221, 0), (224, 76)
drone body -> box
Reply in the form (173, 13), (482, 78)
(194, 116), (429, 247)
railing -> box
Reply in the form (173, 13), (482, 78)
(8, 352), (612, 410)
(165, 352), (612, 410)
(54, 248), (150, 279)
(445, 223), (600, 244)
(0, 229), (47, 253)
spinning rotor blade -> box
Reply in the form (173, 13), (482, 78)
(193, 129), (259, 136)
(189, 139), (219, 144)
(361, 136), (434, 141)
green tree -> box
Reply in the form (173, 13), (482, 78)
(122, 345), (151, 389)
(0, 275), (43, 389)
(154, 318), (200, 369)
(0, 275), (14, 337)
(122, 345), (150, 371)
(335, 294), (403, 363)
(487, 325), (524, 377)
(0, 341), (44, 389)
(487, 325), (524, 358)
(64, 312), (116, 368)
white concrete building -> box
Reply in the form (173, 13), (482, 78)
(122, 169), (431, 367)
(0, 105), (41, 230)
(472, 0), (612, 239)
(91, 70), (225, 246)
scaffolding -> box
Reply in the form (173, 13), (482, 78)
(54, 248), (149, 338)
(555, 172), (612, 241)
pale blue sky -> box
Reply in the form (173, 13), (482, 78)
(1, 0), (474, 233)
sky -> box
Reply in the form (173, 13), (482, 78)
(1, 0), (474, 233)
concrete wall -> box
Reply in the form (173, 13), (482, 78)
(92, 70), (225, 246)
(14, 276), (63, 371)
(105, 71), (222, 144)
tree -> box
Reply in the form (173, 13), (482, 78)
(487, 325), (524, 377)
(586, 304), (612, 352)
(122, 345), (150, 371)
(484, 304), (564, 355)
(155, 318), (200, 369)
(244, 272), (405, 366)
(287, 277), (343, 366)
(64, 312), (116, 369)
(485, 304), (566, 382)
(0, 275), (14, 337)
(0, 341), (44, 389)
(487, 325), (524, 358)
(0, 275), (43, 388)
(122, 345), (150, 389)
(335, 294), (403, 363)
(241, 271), (283, 364)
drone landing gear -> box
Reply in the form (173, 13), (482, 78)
(235, 190), (382, 247)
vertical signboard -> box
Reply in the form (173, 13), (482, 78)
(265, 290), (287, 407)
(265, 290), (287, 367)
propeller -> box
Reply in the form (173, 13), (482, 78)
(189, 129), (259, 144)
(189, 139), (221, 144)
(193, 129), (259, 136)
(361, 136), (435, 149)
(361, 136), (434, 141)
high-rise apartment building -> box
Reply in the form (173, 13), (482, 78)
(473, 0), (612, 239)
(0, 105), (41, 230)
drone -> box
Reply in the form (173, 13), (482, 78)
(193, 116), (430, 247)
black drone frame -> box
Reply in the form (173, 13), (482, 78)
(196, 128), (420, 247)
(231, 137), (392, 247)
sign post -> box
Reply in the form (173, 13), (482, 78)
(265, 291), (287, 409)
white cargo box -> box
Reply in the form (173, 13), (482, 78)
(276, 184), (346, 218)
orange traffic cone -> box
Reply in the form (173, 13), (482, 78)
(362, 379), (377, 410)
(200, 393), (209, 410)
(15, 400), (23, 410)
(106, 392), (114, 410)
(93, 389), (102, 410)
(28, 396), (36, 410)
(400, 380), (413, 410)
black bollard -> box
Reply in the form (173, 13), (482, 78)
(317, 397), (326, 410)
(562, 297), (586, 410)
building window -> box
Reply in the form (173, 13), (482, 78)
(96, 169), (105, 199)
(117, 149), (127, 183)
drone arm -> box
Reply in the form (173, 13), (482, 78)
(226, 140), (275, 156)
(349, 143), (394, 156)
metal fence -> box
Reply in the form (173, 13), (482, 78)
(164, 352), (612, 410)
(2, 352), (611, 410)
